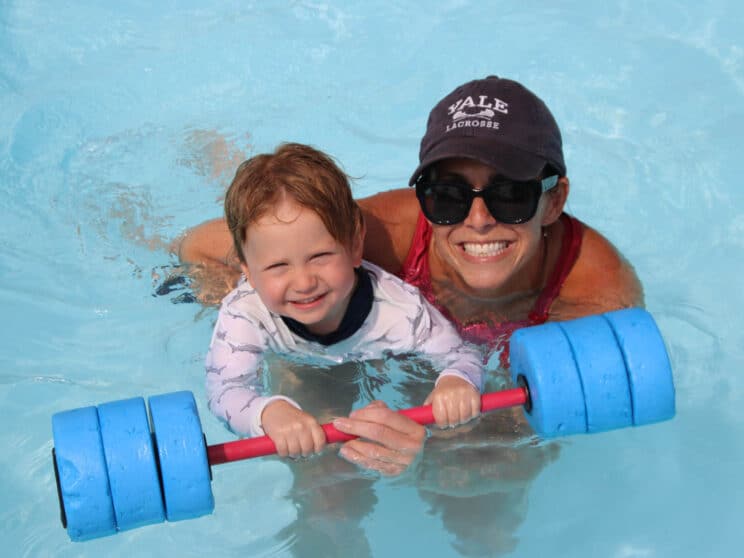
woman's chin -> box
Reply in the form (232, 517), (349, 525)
(455, 266), (512, 295)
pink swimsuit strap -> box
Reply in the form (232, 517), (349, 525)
(397, 212), (584, 366)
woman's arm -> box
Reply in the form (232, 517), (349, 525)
(175, 218), (241, 303)
(552, 224), (644, 321)
(177, 217), (237, 268)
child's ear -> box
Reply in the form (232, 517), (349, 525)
(240, 262), (254, 287)
(350, 221), (366, 267)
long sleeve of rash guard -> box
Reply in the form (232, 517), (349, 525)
(413, 301), (484, 392)
(205, 308), (299, 437)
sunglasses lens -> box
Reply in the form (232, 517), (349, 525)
(420, 183), (470, 224)
(484, 181), (541, 224)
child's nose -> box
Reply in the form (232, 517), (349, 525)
(292, 268), (318, 293)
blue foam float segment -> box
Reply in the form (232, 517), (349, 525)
(98, 397), (165, 531)
(602, 308), (676, 426)
(558, 315), (633, 433)
(148, 391), (214, 522)
(52, 406), (117, 541)
(510, 322), (587, 437)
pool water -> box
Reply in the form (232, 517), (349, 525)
(3, 1), (744, 557)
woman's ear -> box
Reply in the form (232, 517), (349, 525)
(541, 176), (570, 226)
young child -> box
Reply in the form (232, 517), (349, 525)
(205, 143), (484, 458)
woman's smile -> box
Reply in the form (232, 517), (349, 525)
(460, 240), (512, 259)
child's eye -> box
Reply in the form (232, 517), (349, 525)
(265, 262), (287, 271)
(311, 252), (333, 260)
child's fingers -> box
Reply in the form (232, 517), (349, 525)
(432, 386), (482, 427)
(432, 396), (450, 428)
(457, 391), (480, 424)
(274, 436), (290, 458)
(470, 391), (482, 419)
(265, 406), (328, 458)
(288, 421), (325, 457)
(286, 435), (305, 458)
(310, 423), (327, 454)
(448, 398), (466, 426)
(454, 398), (467, 425)
(458, 395), (474, 423)
(297, 436), (314, 457)
(297, 428), (319, 457)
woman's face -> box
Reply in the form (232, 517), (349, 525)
(428, 157), (565, 297)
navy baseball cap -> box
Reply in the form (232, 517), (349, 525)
(409, 76), (566, 185)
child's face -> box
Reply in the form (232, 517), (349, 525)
(240, 197), (363, 335)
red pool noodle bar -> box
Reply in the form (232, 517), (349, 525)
(206, 387), (529, 465)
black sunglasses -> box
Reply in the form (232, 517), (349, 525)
(415, 175), (559, 225)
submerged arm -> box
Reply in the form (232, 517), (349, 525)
(176, 218), (241, 304)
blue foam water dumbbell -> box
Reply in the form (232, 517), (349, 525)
(510, 308), (675, 436)
(52, 392), (213, 541)
(51, 308), (675, 542)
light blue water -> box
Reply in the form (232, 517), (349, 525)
(2, 1), (744, 557)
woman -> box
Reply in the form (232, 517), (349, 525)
(177, 76), (643, 475)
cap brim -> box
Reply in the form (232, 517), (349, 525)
(409, 138), (550, 186)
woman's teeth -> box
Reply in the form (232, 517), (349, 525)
(462, 241), (508, 257)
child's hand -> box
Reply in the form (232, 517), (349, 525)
(424, 376), (481, 428)
(261, 400), (327, 458)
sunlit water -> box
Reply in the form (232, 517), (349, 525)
(2, 2), (744, 557)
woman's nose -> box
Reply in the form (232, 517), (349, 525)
(464, 196), (496, 229)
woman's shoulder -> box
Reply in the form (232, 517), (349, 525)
(358, 188), (421, 274)
(556, 220), (645, 316)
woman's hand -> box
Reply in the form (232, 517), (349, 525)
(261, 400), (326, 458)
(332, 400), (427, 476)
(424, 376), (481, 428)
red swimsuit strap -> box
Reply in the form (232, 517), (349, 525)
(398, 210), (433, 291)
(397, 211), (461, 324)
(528, 213), (584, 324)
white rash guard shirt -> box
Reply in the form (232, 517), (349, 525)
(205, 261), (484, 437)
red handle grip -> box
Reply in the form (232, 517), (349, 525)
(206, 387), (528, 465)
